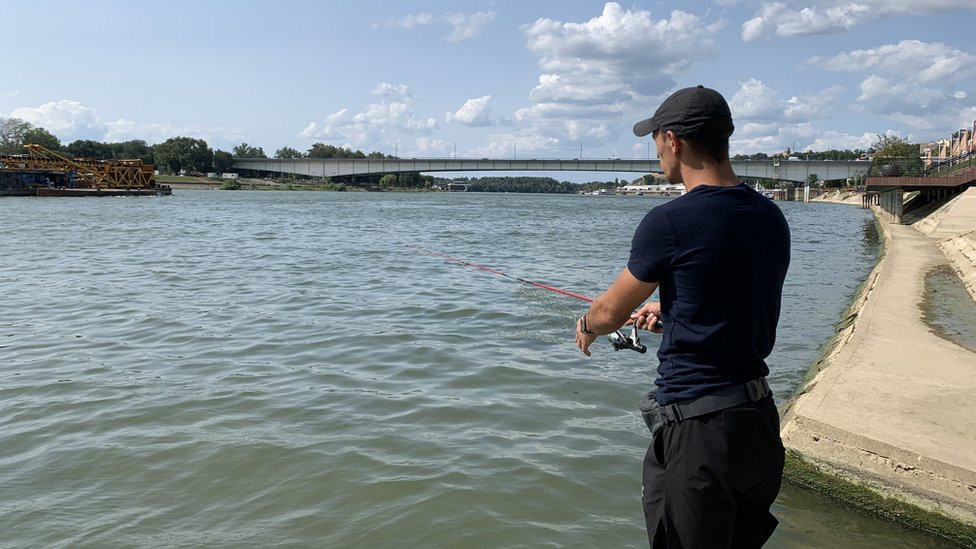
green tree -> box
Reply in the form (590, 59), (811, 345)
(379, 174), (398, 188)
(21, 127), (62, 151)
(66, 139), (114, 159)
(213, 150), (235, 173)
(153, 136), (213, 175)
(275, 146), (302, 159)
(232, 142), (267, 158)
(306, 143), (366, 158)
(0, 117), (33, 154)
(111, 140), (153, 165)
(871, 134), (922, 176)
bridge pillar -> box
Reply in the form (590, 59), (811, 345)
(879, 188), (904, 224)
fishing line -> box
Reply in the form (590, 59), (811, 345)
(406, 244), (646, 353)
(406, 244), (594, 302)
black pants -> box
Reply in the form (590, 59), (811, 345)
(642, 396), (784, 548)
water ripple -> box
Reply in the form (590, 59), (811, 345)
(0, 192), (932, 548)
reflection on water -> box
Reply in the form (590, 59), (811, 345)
(0, 191), (943, 547)
(772, 483), (949, 548)
(922, 265), (976, 352)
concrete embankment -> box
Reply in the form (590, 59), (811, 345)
(811, 189), (866, 206)
(781, 187), (976, 542)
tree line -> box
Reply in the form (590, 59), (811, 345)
(0, 116), (396, 180)
(3, 116), (921, 190)
(732, 149), (865, 161)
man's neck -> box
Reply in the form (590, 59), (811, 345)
(679, 161), (739, 193)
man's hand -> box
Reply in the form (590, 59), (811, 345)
(576, 316), (599, 357)
(628, 302), (663, 334)
(574, 268), (659, 356)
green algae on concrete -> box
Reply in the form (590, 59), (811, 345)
(780, 207), (976, 546)
(783, 450), (976, 548)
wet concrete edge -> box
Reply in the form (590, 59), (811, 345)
(778, 208), (976, 546)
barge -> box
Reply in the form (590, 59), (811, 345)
(0, 144), (171, 197)
(35, 185), (172, 197)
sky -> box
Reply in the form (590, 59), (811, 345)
(3, 0), (976, 181)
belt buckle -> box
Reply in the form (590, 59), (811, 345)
(746, 378), (770, 401)
(661, 403), (683, 423)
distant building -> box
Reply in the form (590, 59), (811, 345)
(921, 120), (975, 165)
(619, 184), (684, 196)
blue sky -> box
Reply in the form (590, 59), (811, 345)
(4, 0), (975, 175)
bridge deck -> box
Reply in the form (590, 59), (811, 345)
(866, 167), (976, 191)
(232, 157), (871, 184)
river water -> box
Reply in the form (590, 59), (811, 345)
(0, 190), (947, 547)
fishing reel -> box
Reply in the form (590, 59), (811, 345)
(609, 325), (647, 353)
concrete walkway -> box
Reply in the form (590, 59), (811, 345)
(781, 187), (976, 526)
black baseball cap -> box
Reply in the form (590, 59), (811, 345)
(633, 85), (734, 141)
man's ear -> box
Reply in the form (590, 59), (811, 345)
(666, 130), (682, 155)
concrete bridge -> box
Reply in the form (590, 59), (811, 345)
(232, 157), (870, 184)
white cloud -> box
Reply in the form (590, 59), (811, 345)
(104, 119), (245, 146)
(396, 13), (434, 28)
(7, 98), (245, 146)
(731, 121), (828, 154)
(729, 79), (843, 124)
(783, 86), (844, 120)
(730, 79), (783, 121)
(298, 84), (438, 151)
(816, 40), (976, 84)
(445, 11), (496, 42)
(446, 96), (493, 127)
(722, 81), (884, 153)
(413, 136), (452, 156)
(394, 10), (495, 42)
(741, 0), (976, 41)
(467, 131), (560, 159)
(12, 100), (101, 135)
(517, 2), (722, 153)
(957, 106), (976, 132)
(804, 130), (877, 152)
(810, 40), (976, 126)
(372, 83), (412, 97)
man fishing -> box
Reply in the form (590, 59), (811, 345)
(574, 85), (790, 548)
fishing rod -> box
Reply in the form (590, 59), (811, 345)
(407, 244), (646, 353)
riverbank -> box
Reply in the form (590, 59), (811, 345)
(780, 187), (976, 545)
(811, 188), (865, 206)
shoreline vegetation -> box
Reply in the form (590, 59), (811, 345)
(781, 191), (976, 547)
(157, 174), (612, 193)
(159, 174), (868, 197)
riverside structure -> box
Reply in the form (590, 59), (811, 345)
(231, 156), (869, 184)
(781, 187), (976, 544)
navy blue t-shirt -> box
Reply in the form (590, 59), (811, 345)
(627, 183), (790, 405)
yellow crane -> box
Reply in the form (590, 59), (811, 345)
(20, 144), (157, 189)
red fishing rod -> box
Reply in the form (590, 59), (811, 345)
(406, 244), (646, 353)
(407, 244), (594, 302)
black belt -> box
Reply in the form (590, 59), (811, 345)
(639, 378), (771, 431)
